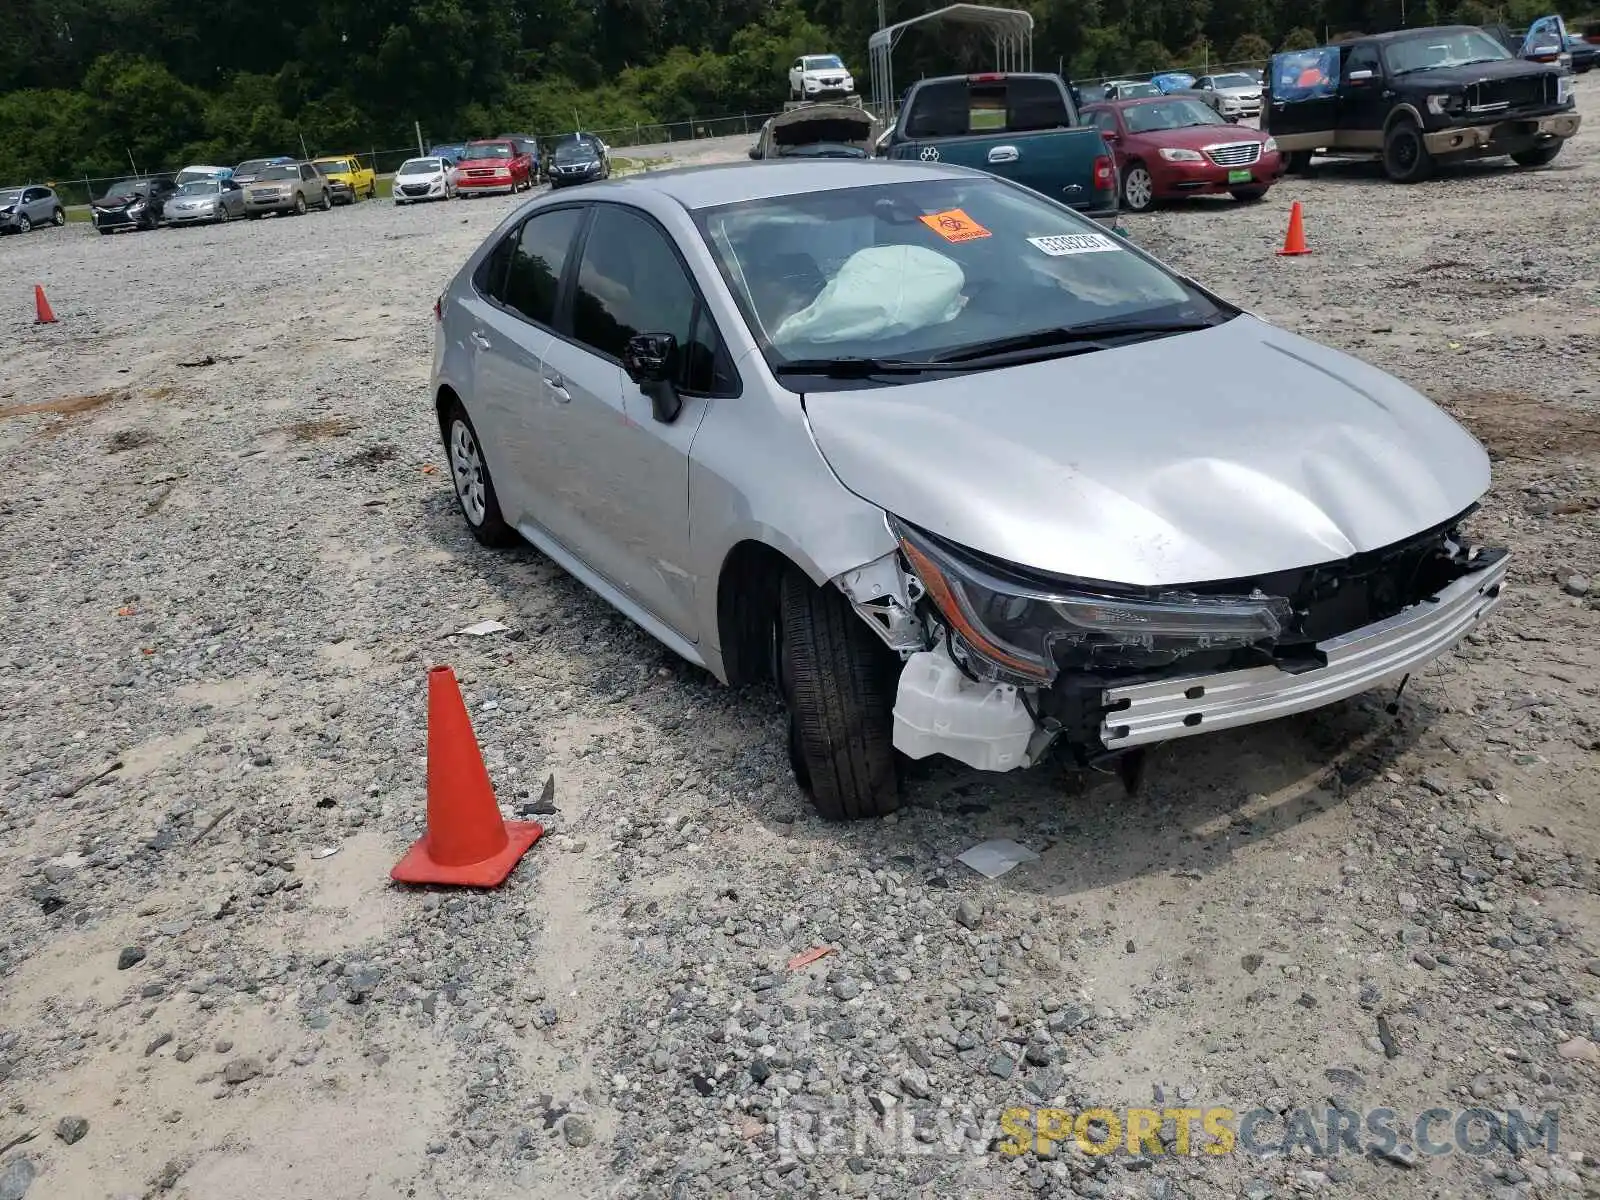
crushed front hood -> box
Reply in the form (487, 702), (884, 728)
(802, 315), (1491, 587)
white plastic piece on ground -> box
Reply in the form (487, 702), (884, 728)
(771, 244), (964, 347)
(956, 838), (1040, 879)
(892, 646), (1034, 773)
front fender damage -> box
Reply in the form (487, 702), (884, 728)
(832, 551), (1048, 773)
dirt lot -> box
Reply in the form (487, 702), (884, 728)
(2, 79), (1598, 1200)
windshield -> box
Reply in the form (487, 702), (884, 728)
(695, 177), (1224, 381)
(465, 143), (513, 160)
(804, 56), (845, 70)
(102, 179), (144, 197)
(257, 165), (300, 180)
(1210, 73), (1257, 88)
(1385, 28), (1513, 72)
(1120, 82), (1163, 97)
(1124, 99), (1227, 132)
(554, 142), (597, 163)
(316, 160), (353, 174)
(0, 190), (20, 204)
(234, 159), (278, 175)
(400, 158), (443, 174)
(175, 168), (223, 185)
(176, 180), (222, 196)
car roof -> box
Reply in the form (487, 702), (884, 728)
(1326, 25), (1478, 45)
(587, 160), (980, 209)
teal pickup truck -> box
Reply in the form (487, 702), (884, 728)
(883, 72), (1119, 222)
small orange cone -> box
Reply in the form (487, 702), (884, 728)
(391, 665), (542, 887)
(1277, 201), (1310, 256)
(34, 284), (57, 324)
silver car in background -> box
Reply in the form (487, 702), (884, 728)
(1197, 72), (1265, 118)
(1, 185), (66, 233)
(430, 161), (1507, 821)
(393, 156), (460, 203)
(164, 178), (247, 225)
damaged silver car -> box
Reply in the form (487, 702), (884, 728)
(430, 160), (1508, 820)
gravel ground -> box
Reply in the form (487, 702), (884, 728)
(1, 77), (1597, 1200)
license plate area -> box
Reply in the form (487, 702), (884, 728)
(1227, 168), (1253, 183)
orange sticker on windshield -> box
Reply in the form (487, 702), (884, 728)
(919, 208), (991, 243)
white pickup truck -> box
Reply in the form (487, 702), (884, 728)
(788, 54), (856, 102)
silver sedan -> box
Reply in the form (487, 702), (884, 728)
(430, 161), (1507, 820)
(163, 178), (247, 225)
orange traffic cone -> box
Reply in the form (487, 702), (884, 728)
(1277, 201), (1310, 256)
(34, 285), (57, 324)
(391, 665), (543, 887)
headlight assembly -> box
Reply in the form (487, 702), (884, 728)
(1426, 93), (1465, 115)
(1159, 147), (1205, 162)
(892, 520), (1292, 685)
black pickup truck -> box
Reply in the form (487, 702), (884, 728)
(1263, 25), (1580, 182)
(882, 73), (1119, 222)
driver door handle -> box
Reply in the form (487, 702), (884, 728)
(544, 372), (570, 402)
(469, 331), (491, 349)
(987, 144), (1020, 164)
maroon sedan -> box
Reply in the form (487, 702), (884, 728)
(1082, 97), (1284, 212)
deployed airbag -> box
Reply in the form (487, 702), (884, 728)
(772, 244), (965, 346)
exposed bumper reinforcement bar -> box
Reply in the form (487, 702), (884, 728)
(1100, 551), (1510, 750)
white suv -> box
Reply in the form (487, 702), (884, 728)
(789, 54), (855, 101)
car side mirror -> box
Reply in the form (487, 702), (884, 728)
(1347, 69), (1375, 83)
(623, 333), (683, 423)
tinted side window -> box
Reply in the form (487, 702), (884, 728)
(571, 206), (731, 394)
(502, 207), (584, 326)
(1343, 44), (1380, 78)
(1090, 109), (1119, 135)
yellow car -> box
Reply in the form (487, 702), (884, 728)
(311, 155), (376, 204)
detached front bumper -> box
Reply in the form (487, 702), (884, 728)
(1099, 550), (1509, 750)
(1425, 111), (1581, 154)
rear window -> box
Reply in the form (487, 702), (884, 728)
(904, 77), (1073, 138)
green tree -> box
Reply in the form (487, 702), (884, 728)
(1280, 27), (1320, 50)
(1228, 33), (1274, 62)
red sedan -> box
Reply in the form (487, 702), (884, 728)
(455, 139), (535, 196)
(1082, 97), (1284, 212)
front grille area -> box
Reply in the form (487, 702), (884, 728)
(1468, 75), (1553, 112)
(1206, 142), (1263, 167)
(401, 184), (430, 195)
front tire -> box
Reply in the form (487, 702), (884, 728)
(293, 194), (307, 215)
(321, 189), (332, 211)
(52, 207), (66, 227)
(1510, 143), (1562, 167)
(1121, 163), (1155, 212)
(779, 568), (901, 821)
(17, 215), (31, 233)
(1284, 150), (1314, 174)
(444, 399), (518, 548)
(1383, 119), (1433, 183)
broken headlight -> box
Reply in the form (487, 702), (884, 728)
(1426, 93), (1466, 116)
(893, 520), (1292, 685)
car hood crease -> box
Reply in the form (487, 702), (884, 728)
(801, 315), (1490, 587)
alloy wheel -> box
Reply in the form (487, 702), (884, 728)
(450, 420), (487, 526)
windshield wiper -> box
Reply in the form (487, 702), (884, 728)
(772, 356), (970, 378)
(931, 318), (1221, 365)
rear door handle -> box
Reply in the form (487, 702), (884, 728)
(545, 373), (570, 402)
(470, 331), (491, 349)
(987, 144), (1020, 163)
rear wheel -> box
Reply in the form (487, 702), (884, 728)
(1510, 143), (1562, 167)
(779, 568), (901, 821)
(1383, 119), (1433, 183)
(51, 207), (66, 227)
(1284, 150), (1314, 174)
(1121, 163), (1155, 212)
(444, 399), (518, 548)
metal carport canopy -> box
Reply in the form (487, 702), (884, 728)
(868, 4), (1035, 120)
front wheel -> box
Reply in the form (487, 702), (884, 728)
(51, 208), (66, 227)
(321, 189), (333, 211)
(1510, 143), (1562, 167)
(779, 568), (901, 821)
(293, 194), (307, 215)
(1284, 150), (1314, 174)
(444, 399), (519, 548)
(17, 215), (31, 233)
(1383, 119), (1433, 183)
(1121, 163), (1155, 212)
